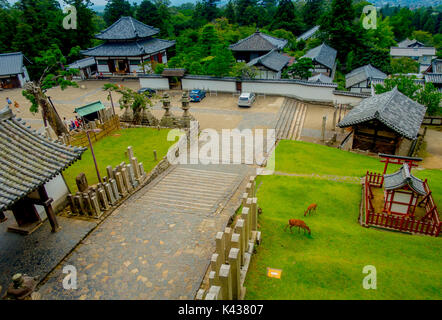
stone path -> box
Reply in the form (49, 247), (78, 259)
(38, 164), (249, 300)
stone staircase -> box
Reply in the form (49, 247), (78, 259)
(140, 166), (244, 216)
(275, 98), (307, 140)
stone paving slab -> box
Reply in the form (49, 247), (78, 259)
(0, 212), (97, 297)
(37, 164), (249, 300)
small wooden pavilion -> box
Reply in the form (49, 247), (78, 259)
(0, 106), (86, 234)
(362, 154), (440, 236)
(338, 87), (426, 155)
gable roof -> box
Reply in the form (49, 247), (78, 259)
(398, 38), (425, 48)
(0, 106), (86, 213)
(95, 16), (159, 40)
(67, 57), (96, 70)
(0, 52), (29, 76)
(229, 30), (288, 52)
(384, 163), (427, 196)
(247, 50), (291, 72)
(337, 87), (426, 140)
(424, 59), (442, 74)
(81, 38), (175, 57)
(298, 26), (320, 41)
(308, 73), (333, 83)
(302, 43), (337, 70)
(345, 64), (387, 88)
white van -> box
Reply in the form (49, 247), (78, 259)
(238, 92), (256, 107)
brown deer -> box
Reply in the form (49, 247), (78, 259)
(304, 203), (317, 216)
(284, 219), (311, 235)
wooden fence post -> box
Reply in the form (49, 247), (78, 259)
(228, 248), (241, 300)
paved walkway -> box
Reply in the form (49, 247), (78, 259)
(38, 164), (249, 299)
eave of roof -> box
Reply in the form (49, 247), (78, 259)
(0, 106), (86, 212)
(95, 16), (159, 40)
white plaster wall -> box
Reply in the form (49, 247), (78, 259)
(34, 173), (70, 216)
(139, 77), (170, 90)
(182, 78), (237, 92)
(98, 64), (110, 73)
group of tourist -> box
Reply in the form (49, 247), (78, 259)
(64, 116), (84, 131)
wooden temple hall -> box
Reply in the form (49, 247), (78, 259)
(0, 106), (85, 234)
(338, 87), (426, 156)
(81, 16), (175, 75)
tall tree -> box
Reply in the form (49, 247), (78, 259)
(203, 0), (219, 22)
(103, 0), (133, 26)
(319, 0), (358, 64)
(303, 0), (323, 29)
(235, 0), (256, 25)
(63, 0), (96, 54)
(22, 45), (79, 136)
(224, 0), (236, 23)
(271, 0), (304, 35)
(0, 1), (16, 53)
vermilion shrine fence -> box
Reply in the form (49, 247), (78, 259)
(363, 172), (441, 237)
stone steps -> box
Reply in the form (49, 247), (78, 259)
(275, 98), (299, 140)
(139, 166), (242, 216)
(292, 103), (307, 141)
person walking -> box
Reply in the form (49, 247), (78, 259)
(63, 117), (70, 131)
(14, 101), (20, 113)
(6, 97), (12, 108)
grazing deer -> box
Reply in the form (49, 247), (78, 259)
(284, 219), (311, 235)
(304, 203), (317, 216)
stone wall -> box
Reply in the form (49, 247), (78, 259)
(196, 176), (261, 300)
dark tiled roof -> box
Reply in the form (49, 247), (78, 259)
(345, 64), (387, 88)
(229, 31), (287, 52)
(247, 50), (291, 72)
(384, 163), (427, 196)
(0, 52), (29, 76)
(338, 87), (426, 140)
(0, 107), (86, 213)
(95, 16), (159, 40)
(303, 43), (337, 70)
(424, 73), (442, 84)
(397, 38), (425, 48)
(297, 26), (320, 41)
(81, 38), (175, 57)
(67, 57), (96, 69)
(162, 68), (186, 77)
(308, 73), (333, 83)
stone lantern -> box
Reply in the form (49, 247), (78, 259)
(181, 92), (191, 119)
(161, 92), (171, 117)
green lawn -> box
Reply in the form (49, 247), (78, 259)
(245, 141), (442, 300)
(275, 140), (401, 176)
(63, 128), (176, 193)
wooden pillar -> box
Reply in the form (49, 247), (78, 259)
(216, 232), (226, 264)
(219, 264), (232, 300)
(228, 248), (241, 300)
(38, 186), (60, 233)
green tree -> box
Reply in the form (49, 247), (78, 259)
(271, 0), (304, 35)
(302, 0), (323, 29)
(391, 57), (419, 74)
(0, 1), (16, 53)
(390, 8), (413, 41)
(63, 0), (96, 54)
(416, 83), (441, 116)
(206, 46), (235, 77)
(231, 62), (258, 79)
(411, 30), (433, 46)
(235, 0), (256, 26)
(200, 24), (219, 56)
(285, 57), (313, 80)
(224, 0), (236, 23)
(103, 0), (133, 26)
(202, 0), (219, 22)
(103, 83), (154, 124)
(319, 0), (358, 64)
(22, 44), (79, 136)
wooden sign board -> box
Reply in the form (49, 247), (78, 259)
(267, 268), (282, 279)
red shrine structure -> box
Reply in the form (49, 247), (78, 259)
(362, 153), (440, 237)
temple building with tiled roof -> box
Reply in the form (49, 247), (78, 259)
(81, 16), (175, 75)
(338, 87), (426, 156)
(0, 106), (86, 234)
(229, 29), (288, 63)
(302, 43), (337, 79)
